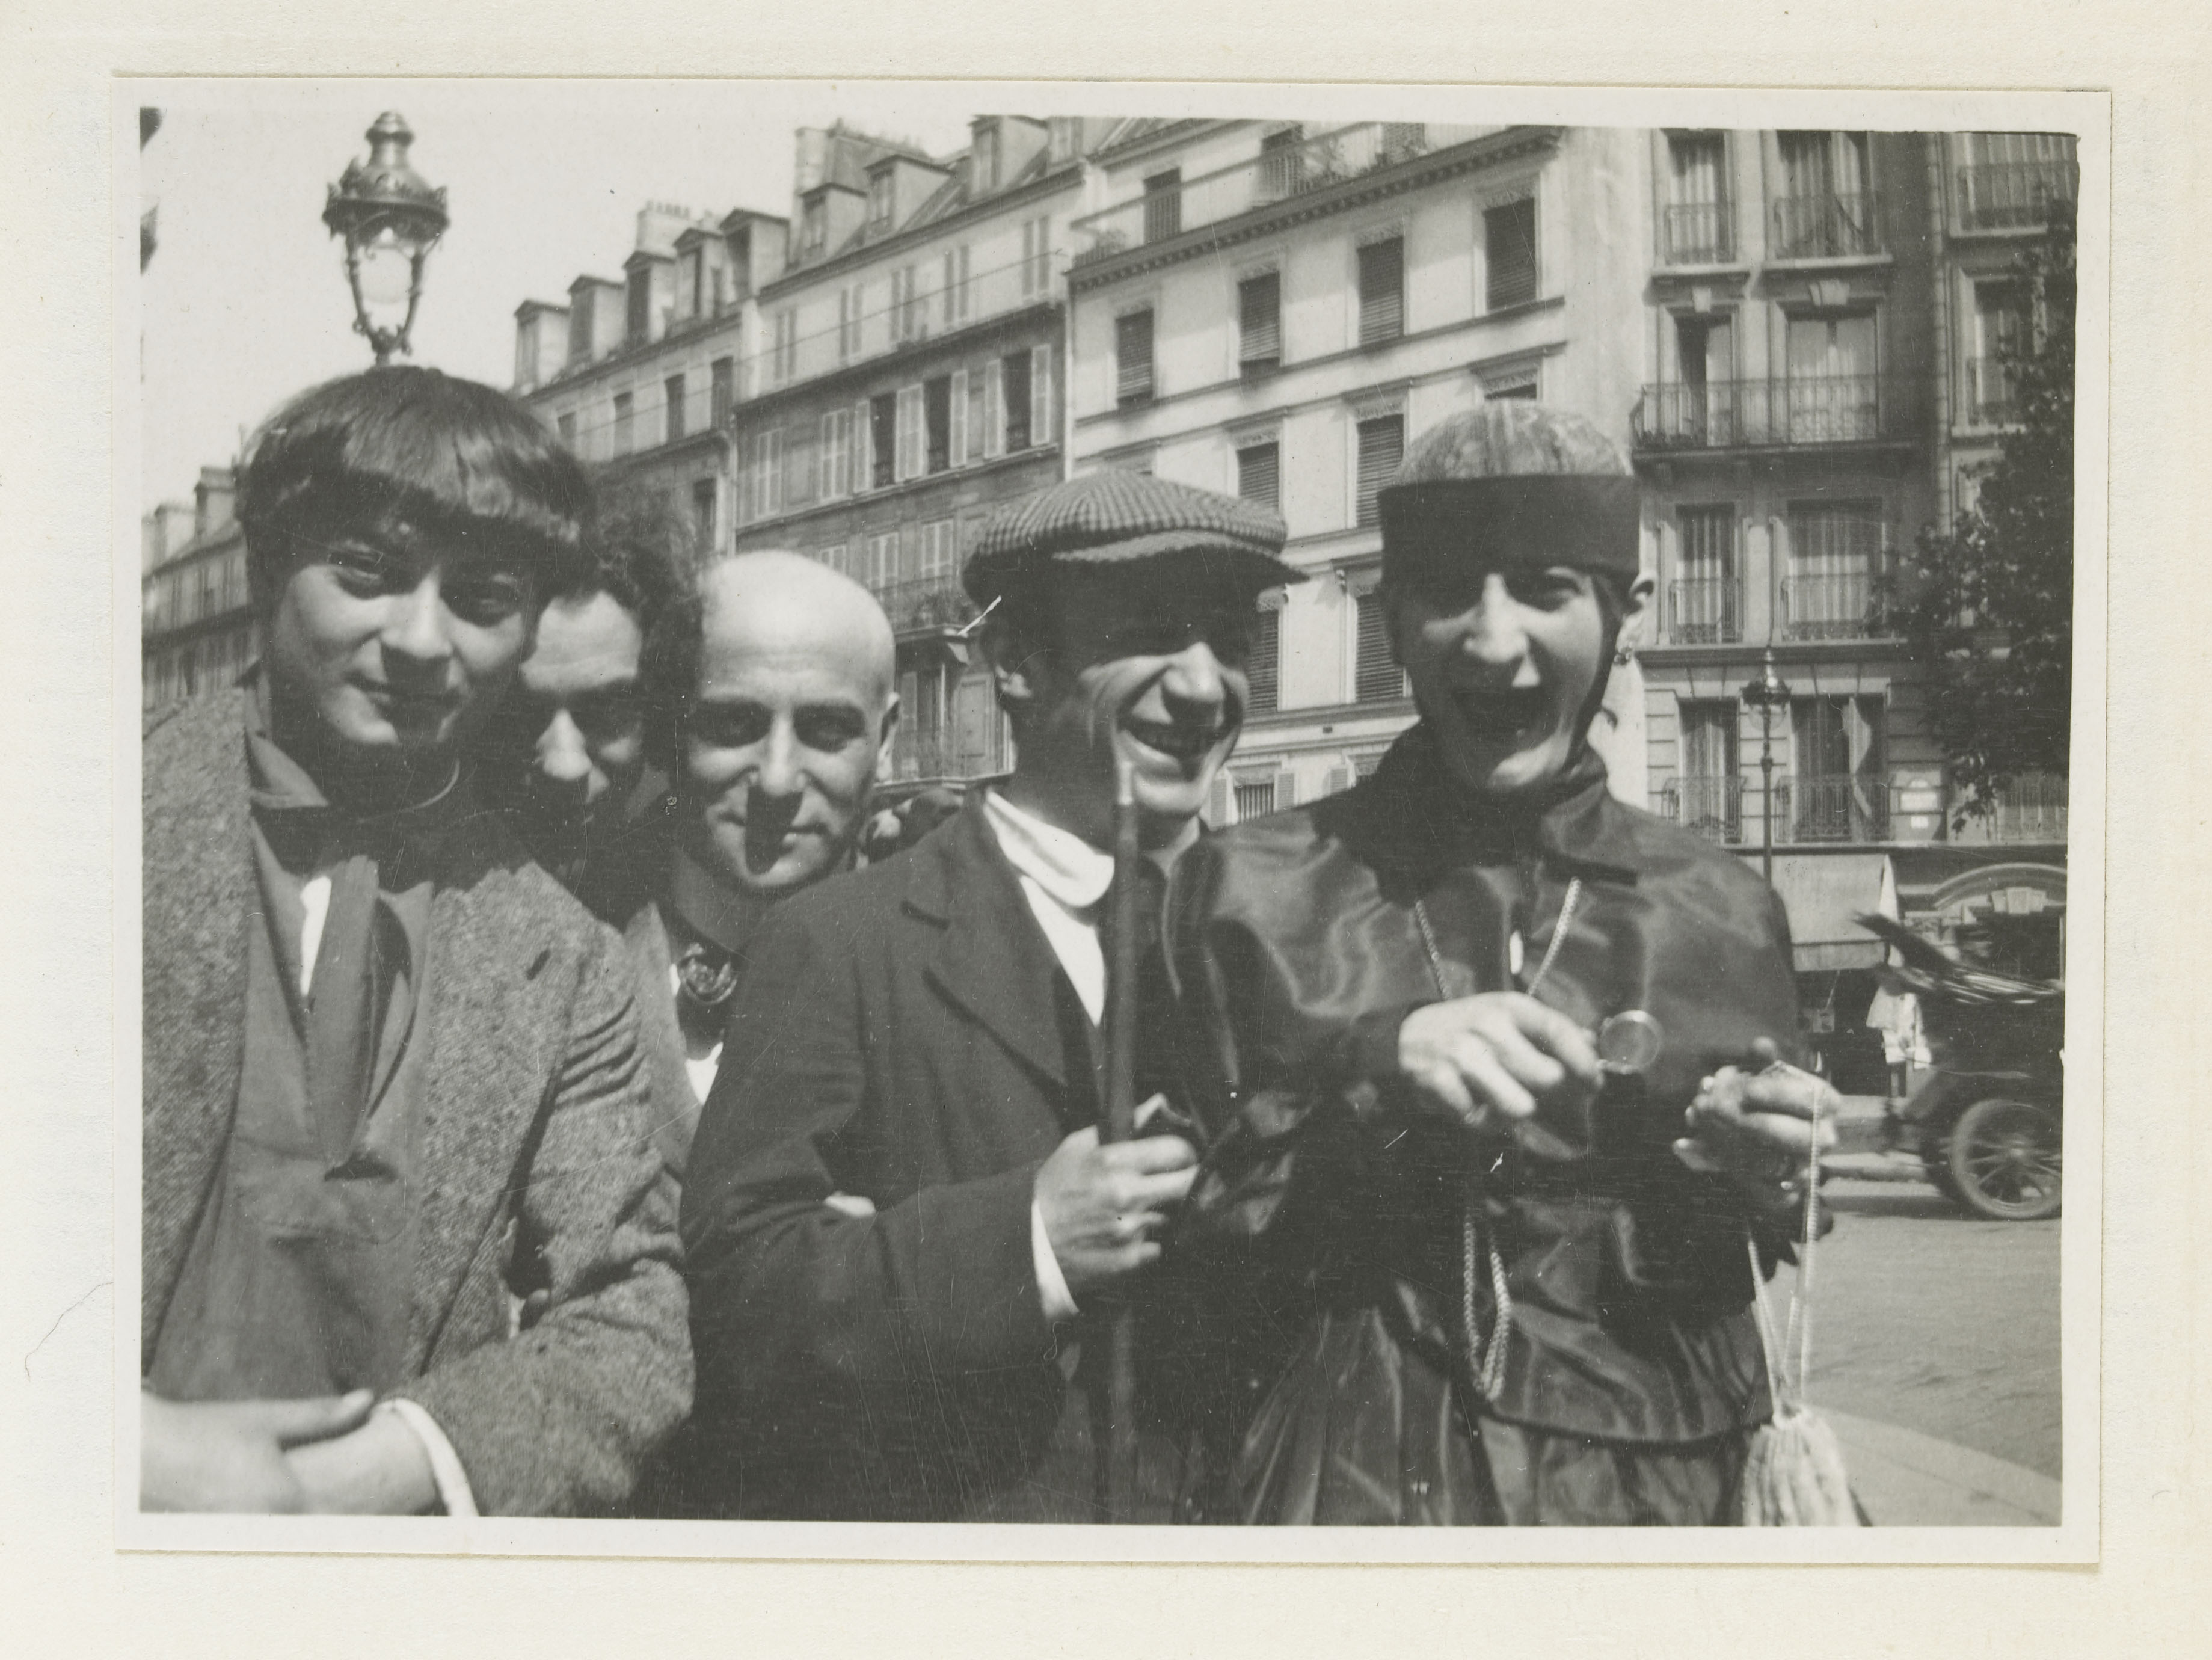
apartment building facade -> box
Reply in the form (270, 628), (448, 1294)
(1064, 121), (1652, 825)
(513, 118), (1122, 793)
(1631, 126), (2074, 1077)
(141, 466), (253, 711)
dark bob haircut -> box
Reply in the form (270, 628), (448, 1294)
(586, 477), (701, 773)
(236, 365), (592, 612)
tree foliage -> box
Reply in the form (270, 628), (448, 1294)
(1895, 208), (2075, 821)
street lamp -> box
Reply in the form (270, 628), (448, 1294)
(1740, 647), (1793, 885)
(323, 112), (449, 366)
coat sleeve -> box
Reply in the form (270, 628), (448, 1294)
(399, 932), (693, 1516)
(1160, 837), (1409, 1259)
(681, 902), (1057, 1418)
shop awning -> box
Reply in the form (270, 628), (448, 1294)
(1768, 852), (1899, 971)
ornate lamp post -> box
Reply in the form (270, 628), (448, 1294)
(1740, 647), (1793, 885)
(322, 112), (449, 365)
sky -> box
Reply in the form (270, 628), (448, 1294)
(136, 81), (980, 512)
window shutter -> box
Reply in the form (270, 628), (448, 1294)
(761, 429), (785, 517)
(896, 385), (923, 481)
(1354, 589), (1405, 702)
(1116, 310), (1154, 403)
(1237, 441), (1280, 508)
(855, 401), (873, 493)
(1031, 345), (1054, 448)
(950, 369), (969, 467)
(1354, 414), (1405, 528)
(1246, 604), (1280, 712)
(1485, 198), (1538, 310)
(820, 410), (841, 497)
(735, 431), (755, 524)
(1238, 272), (1282, 364)
(1324, 766), (1352, 797)
(1273, 770), (1297, 810)
(1357, 238), (1404, 345)
(1208, 773), (1232, 826)
(982, 360), (1004, 459)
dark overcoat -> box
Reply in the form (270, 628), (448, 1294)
(681, 797), (1166, 1522)
(1164, 727), (1806, 1523)
(142, 689), (692, 1516)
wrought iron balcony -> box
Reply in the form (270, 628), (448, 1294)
(1776, 776), (1891, 843)
(1071, 122), (1488, 267)
(1779, 572), (1893, 641)
(1983, 772), (2069, 842)
(1769, 191), (1882, 259)
(1661, 201), (1735, 265)
(1667, 576), (1742, 644)
(1956, 161), (2077, 232)
(870, 571), (975, 637)
(1654, 775), (1745, 844)
(1633, 374), (1916, 452)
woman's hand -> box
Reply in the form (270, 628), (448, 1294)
(1397, 992), (1601, 1144)
(1674, 1038), (1838, 1205)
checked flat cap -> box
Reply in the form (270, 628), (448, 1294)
(964, 471), (1298, 606)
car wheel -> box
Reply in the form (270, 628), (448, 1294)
(1944, 1096), (2062, 1221)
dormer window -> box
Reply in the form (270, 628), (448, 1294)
(868, 167), (895, 231)
(799, 196), (827, 259)
(974, 123), (1001, 193)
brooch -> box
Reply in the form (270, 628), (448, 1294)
(675, 940), (740, 1012)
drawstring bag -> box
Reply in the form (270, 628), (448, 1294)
(1739, 1137), (1863, 1526)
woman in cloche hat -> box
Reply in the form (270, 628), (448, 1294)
(1161, 403), (1834, 1525)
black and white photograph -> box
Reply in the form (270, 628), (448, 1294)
(13, 0), (2212, 1637)
(115, 81), (2106, 1560)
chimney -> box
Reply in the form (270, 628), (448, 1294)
(194, 467), (235, 541)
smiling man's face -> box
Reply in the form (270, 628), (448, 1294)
(1390, 563), (1638, 799)
(676, 564), (896, 903)
(1011, 565), (1258, 847)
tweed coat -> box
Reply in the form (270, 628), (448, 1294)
(681, 796), (1160, 1522)
(142, 689), (692, 1516)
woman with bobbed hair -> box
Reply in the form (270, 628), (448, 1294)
(1162, 403), (1833, 1525)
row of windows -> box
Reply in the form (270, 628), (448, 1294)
(1659, 129), (2075, 266)
(736, 348), (1054, 526)
(144, 624), (257, 710)
(1112, 205), (1537, 408)
(1662, 499), (1892, 644)
(772, 222), (1053, 386)
(143, 546), (248, 632)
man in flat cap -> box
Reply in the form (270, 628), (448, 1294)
(680, 472), (1298, 1520)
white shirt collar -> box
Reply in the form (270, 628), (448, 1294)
(981, 788), (1114, 914)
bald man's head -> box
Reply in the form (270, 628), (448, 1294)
(675, 551), (900, 903)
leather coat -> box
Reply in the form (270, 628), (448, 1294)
(1161, 726), (1805, 1520)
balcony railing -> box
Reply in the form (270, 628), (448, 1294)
(1633, 375), (1915, 452)
(1957, 161), (2077, 232)
(1777, 776), (1891, 843)
(1769, 191), (1882, 259)
(870, 571), (975, 637)
(1661, 201), (1735, 265)
(1780, 573), (1891, 641)
(1072, 122), (1493, 267)
(1962, 354), (2017, 426)
(1667, 576), (1742, 644)
(1984, 772), (2069, 842)
(1654, 776), (1745, 844)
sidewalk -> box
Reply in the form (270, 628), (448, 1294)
(1824, 1410), (2063, 1526)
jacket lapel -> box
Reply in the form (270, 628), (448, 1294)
(404, 844), (557, 1371)
(141, 692), (256, 1362)
(914, 799), (1074, 1093)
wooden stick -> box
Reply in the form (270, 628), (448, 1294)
(1093, 754), (1143, 1522)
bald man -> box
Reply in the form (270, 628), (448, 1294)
(651, 552), (899, 1123)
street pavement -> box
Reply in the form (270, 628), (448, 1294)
(1760, 1099), (2064, 1524)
